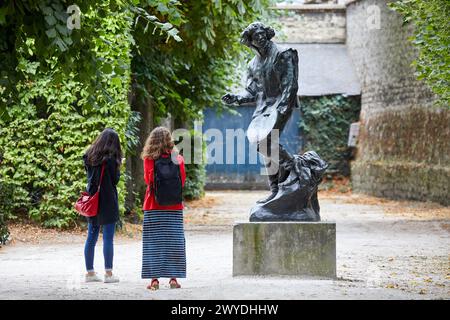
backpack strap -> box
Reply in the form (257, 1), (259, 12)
(150, 158), (156, 194)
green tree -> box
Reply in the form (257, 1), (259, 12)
(130, 0), (275, 200)
(389, 0), (450, 107)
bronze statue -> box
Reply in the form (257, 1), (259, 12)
(222, 22), (328, 222)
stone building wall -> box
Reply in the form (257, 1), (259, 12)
(346, 0), (450, 205)
(276, 4), (346, 43)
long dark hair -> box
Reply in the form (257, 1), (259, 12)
(85, 128), (122, 167)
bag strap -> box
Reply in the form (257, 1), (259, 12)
(97, 162), (106, 192)
(151, 159), (156, 193)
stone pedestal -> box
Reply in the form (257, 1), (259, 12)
(233, 222), (336, 278)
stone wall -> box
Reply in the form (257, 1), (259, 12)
(346, 0), (450, 205)
(275, 4), (346, 43)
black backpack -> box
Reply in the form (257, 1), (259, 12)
(153, 155), (183, 206)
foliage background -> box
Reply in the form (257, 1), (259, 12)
(127, 0), (276, 209)
(0, 1), (133, 229)
(299, 95), (361, 176)
(389, 0), (450, 107)
(0, 181), (13, 246)
(0, 0), (276, 241)
(131, 0), (276, 123)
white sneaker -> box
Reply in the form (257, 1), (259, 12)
(85, 273), (102, 283)
(104, 274), (120, 283)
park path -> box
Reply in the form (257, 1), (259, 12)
(0, 191), (449, 299)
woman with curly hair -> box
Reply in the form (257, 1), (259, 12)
(141, 126), (186, 290)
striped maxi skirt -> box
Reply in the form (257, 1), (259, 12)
(141, 210), (186, 279)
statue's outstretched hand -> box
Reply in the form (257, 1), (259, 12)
(277, 104), (289, 115)
(221, 93), (239, 105)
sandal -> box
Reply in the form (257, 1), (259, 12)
(169, 278), (181, 289)
(147, 278), (159, 291)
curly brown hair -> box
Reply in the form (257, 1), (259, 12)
(141, 126), (175, 160)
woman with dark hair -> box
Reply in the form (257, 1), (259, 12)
(83, 128), (122, 283)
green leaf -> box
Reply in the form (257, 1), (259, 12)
(111, 77), (121, 87)
(102, 63), (113, 74)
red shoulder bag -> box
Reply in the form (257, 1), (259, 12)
(74, 163), (105, 217)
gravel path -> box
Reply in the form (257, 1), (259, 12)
(0, 191), (448, 300)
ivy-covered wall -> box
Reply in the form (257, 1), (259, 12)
(389, 0), (450, 107)
(0, 181), (13, 246)
(0, 1), (133, 228)
(299, 95), (361, 176)
(346, 0), (450, 205)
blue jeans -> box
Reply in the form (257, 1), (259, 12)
(84, 223), (116, 272)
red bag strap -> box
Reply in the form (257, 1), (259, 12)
(97, 162), (106, 192)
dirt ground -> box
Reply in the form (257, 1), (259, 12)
(0, 190), (449, 300)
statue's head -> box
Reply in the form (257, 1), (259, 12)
(240, 22), (275, 50)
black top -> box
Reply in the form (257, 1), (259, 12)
(83, 155), (120, 226)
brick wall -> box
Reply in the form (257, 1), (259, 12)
(346, 0), (450, 205)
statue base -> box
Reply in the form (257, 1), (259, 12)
(233, 222), (336, 278)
